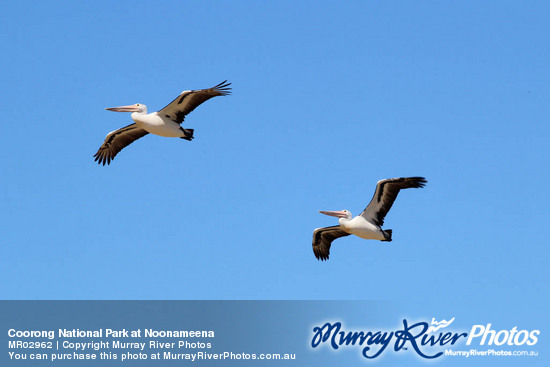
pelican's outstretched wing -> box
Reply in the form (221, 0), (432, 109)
(312, 226), (350, 261)
(158, 80), (231, 124)
(360, 177), (427, 226)
(93, 123), (149, 165)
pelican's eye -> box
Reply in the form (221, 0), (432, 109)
(136, 103), (140, 106)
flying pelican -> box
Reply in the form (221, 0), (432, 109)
(94, 80), (231, 165)
(312, 177), (427, 261)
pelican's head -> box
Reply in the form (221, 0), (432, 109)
(319, 210), (352, 220)
(105, 103), (147, 114)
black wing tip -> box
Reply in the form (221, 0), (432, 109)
(313, 248), (329, 261)
(312, 237), (329, 261)
(386, 176), (426, 188)
(93, 152), (112, 165)
(407, 176), (427, 188)
(213, 80), (232, 95)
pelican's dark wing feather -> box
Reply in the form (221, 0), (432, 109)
(360, 177), (427, 226)
(158, 80), (231, 124)
(93, 123), (149, 165)
(312, 226), (350, 261)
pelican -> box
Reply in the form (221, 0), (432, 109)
(94, 80), (231, 165)
(312, 177), (427, 261)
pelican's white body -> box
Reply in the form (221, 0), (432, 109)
(131, 111), (185, 138)
(339, 216), (386, 240)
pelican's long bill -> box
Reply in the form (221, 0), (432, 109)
(319, 210), (348, 218)
(105, 104), (141, 112)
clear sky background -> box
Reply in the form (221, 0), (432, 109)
(1, 1), (548, 360)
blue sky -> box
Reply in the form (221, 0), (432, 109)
(1, 0), (548, 358)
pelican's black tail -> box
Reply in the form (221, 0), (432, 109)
(180, 128), (194, 141)
(381, 229), (392, 242)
